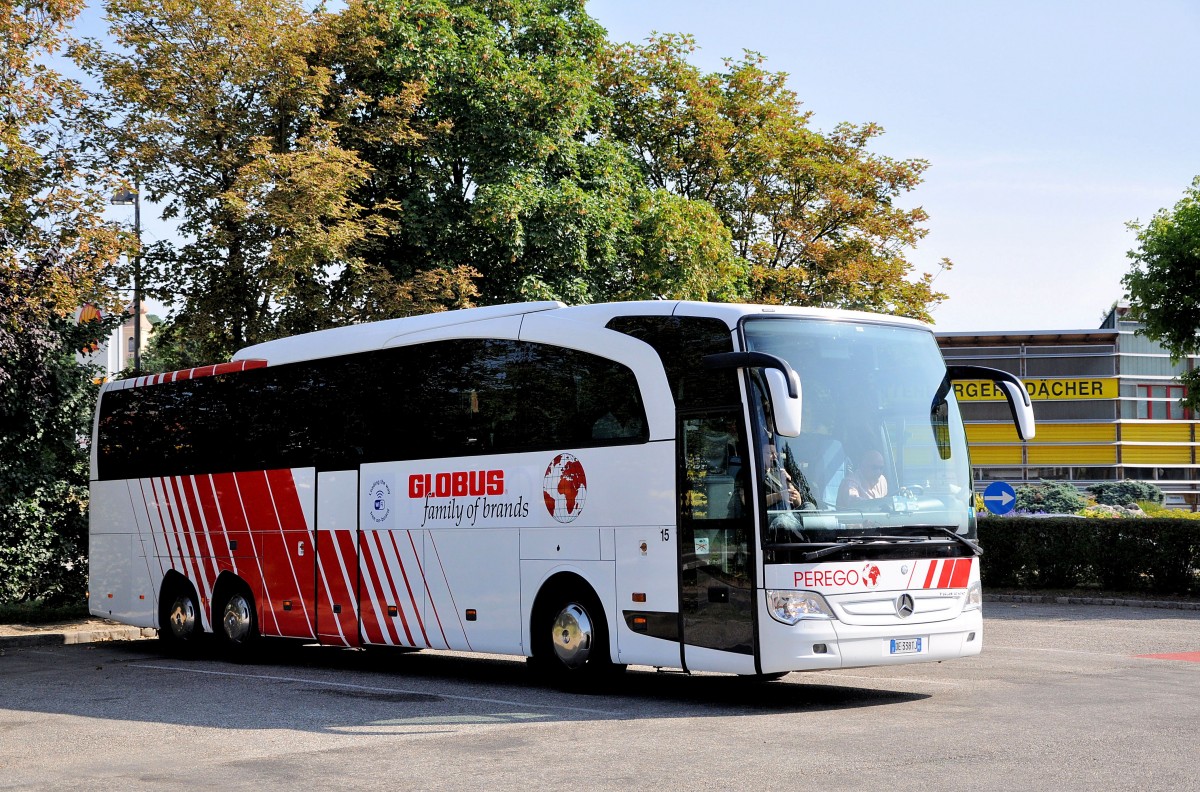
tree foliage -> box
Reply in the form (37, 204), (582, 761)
(600, 34), (949, 320)
(329, 0), (746, 306)
(0, 318), (113, 604)
(1, 1), (125, 605)
(1123, 176), (1200, 410)
(81, 0), (453, 366)
(80, 2), (951, 366)
(2, 0), (124, 370)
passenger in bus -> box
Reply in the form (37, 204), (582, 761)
(763, 443), (808, 509)
(836, 449), (889, 508)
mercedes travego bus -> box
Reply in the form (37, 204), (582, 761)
(89, 301), (1034, 686)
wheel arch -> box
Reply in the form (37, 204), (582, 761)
(528, 569), (614, 663)
(158, 570), (201, 631)
(211, 570), (253, 613)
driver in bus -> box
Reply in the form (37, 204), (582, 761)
(836, 449), (889, 509)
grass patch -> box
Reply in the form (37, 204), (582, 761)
(0, 601), (91, 625)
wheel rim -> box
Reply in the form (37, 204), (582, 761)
(221, 593), (254, 645)
(550, 603), (593, 669)
(167, 594), (196, 640)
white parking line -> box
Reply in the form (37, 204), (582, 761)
(130, 663), (622, 715)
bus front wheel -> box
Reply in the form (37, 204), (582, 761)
(531, 585), (623, 689)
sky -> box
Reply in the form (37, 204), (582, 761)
(78, 1), (1200, 333)
(588, 0), (1200, 331)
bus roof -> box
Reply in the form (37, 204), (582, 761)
(228, 300), (931, 367)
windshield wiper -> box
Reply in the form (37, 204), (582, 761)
(924, 525), (983, 556)
(796, 528), (981, 562)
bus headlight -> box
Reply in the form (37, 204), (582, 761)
(766, 590), (835, 625)
(964, 581), (983, 611)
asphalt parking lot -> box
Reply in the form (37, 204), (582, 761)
(1, 602), (1197, 791)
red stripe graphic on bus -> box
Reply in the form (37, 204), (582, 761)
(193, 474), (235, 575)
(413, 531), (451, 649)
(137, 469), (318, 641)
(214, 471), (282, 636)
(370, 531), (416, 645)
(235, 471), (313, 639)
(174, 475), (219, 587)
(158, 477), (211, 623)
(314, 526), (352, 646)
(921, 561), (939, 589)
(949, 558), (972, 588)
(132, 359), (268, 389)
(264, 469), (314, 634)
(359, 535), (400, 646)
(936, 558), (956, 589)
(319, 527), (360, 647)
(389, 530), (431, 646)
(132, 479), (166, 576)
(916, 559), (974, 589)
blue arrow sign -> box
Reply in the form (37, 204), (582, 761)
(983, 481), (1017, 515)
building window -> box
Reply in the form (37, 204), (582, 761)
(1123, 467), (1192, 481)
(128, 337), (135, 357)
(1026, 467), (1070, 480)
(976, 467), (1023, 482)
(1137, 384), (1188, 419)
(1071, 467), (1117, 481)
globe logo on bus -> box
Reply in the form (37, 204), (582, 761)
(543, 453), (587, 523)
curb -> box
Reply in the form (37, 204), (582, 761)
(0, 626), (156, 649)
(986, 594), (1200, 610)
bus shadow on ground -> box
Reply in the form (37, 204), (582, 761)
(88, 638), (933, 730)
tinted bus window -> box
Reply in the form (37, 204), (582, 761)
(606, 316), (739, 410)
(96, 339), (647, 480)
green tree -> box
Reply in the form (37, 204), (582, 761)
(601, 34), (948, 320)
(81, 0), (433, 368)
(331, 0), (745, 305)
(0, 318), (114, 605)
(1, 0), (123, 604)
(2, 0), (124, 353)
(1123, 176), (1200, 410)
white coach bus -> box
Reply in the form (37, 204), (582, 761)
(89, 300), (1034, 684)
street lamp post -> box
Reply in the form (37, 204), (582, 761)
(111, 185), (142, 374)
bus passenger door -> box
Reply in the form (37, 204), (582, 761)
(315, 470), (361, 646)
(678, 413), (757, 674)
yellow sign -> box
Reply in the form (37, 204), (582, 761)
(953, 378), (1117, 402)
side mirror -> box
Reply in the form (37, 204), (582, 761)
(702, 351), (803, 437)
(942, 365), (1037, 441)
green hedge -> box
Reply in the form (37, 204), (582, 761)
(978, 517), (1200, 595)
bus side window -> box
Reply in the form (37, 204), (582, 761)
(682, 416), (743, 522)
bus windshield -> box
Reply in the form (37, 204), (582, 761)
(743, 317), (974, 544)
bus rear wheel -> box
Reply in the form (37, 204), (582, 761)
(159, 581), (202, 653)
(216, 587), (259, 659)
(532, 585), (623, 690)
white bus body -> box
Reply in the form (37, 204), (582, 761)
(89, 300), (1032, 682)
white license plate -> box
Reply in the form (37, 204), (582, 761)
(889, 637), (923, 655)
